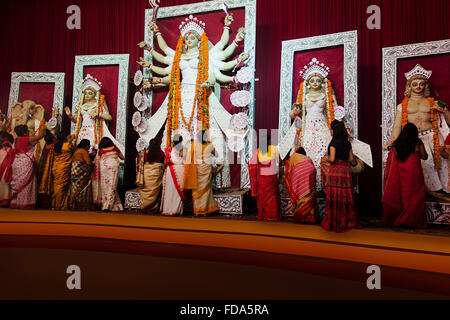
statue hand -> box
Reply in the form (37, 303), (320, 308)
(201, 80), (212, 88)
(237, 52), (249, 64)
(224, 14), (234, 26)
(137, 57), (151, 68)
(383, 141), (393, 151)
(152, 77), (162, 84)
(64, 106), (72, 116)
(149, 22), (159, 33)
(138, 41), (152, 51)
(235, 27), (245, 42)
(90, 111), (98, 119)
(143, 81), (153, 90)
(431, 102), (446, 113)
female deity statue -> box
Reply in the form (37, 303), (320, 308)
(290, 58), (338, 190)
(65, 75), (124, 155)
(137, 13), (249, 150)
(389, 64), (450, 194)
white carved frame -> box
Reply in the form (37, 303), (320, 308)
(8, 72), (65, 117)
(71, 54), (130, 155)
(144, 0), (257, 188)
(381, 39), (450, 186)
(278, 31), (359, 142)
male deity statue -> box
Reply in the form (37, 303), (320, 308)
(390, 64), (450, 194)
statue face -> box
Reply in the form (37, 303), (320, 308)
(84, 89), (96, 101)
(308, 75), (323, 90)
(184, 31), (200, 49)
(410, 78), (426, 95)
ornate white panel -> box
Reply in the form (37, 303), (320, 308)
(71, 54), (130, 155)
(144, 0), (257, 189)
(278, 31), (359, 143)
(8, 72), (65, 117)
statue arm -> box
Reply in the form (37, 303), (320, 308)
(391, 107), (403, 141)
(150, 65), (171, 76)
(100, 101), (113, 121)
(64, 106), (78, 123)
(212, 70), (233, 84)
(223, 27), (246, 60)
(218, 52), (249, 71)
(155, 33), (173, 56)
(332, 94), (338, 107)
(152, 75), (170, 87)
(150, 50), (168, 65)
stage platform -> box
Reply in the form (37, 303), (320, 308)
(0, 208), (449, 299)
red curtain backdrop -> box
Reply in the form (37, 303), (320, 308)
(18, 83), (55, 119)
(0, 0), (449, 217)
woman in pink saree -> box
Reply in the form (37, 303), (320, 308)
(92, 137), (124, 211)
(0, 132), (14, 207)
(9, 125), (46, 209)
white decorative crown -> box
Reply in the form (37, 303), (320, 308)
(299, 58), (330, 80)
(81, 74), (102, 92)
(179, 15), (205, 38)
(404, 64), (432, 80)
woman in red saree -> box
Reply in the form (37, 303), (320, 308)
(248, 135), (281, 221)
(9, 125), (46, 209)
(321, 120), (358, 233)
(285, 147), (317, 223)
(382, 123), (428, 228)
(0, 132), (14, 207)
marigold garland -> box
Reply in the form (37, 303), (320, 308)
(166, 33), (210, 147)
(401, 97), (440, 168)
(326, 80), (335, 130)
(166, 36), (184, 147)
(295, 81), (304, 142)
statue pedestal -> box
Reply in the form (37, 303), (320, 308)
(124, 188), (141, 210)
(426, 201), (450, 225)
(213, 189), (250, 215)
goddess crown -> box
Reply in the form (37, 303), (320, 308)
(404, 64), (432, 80)
(179, 15), (206, 38)
(299, 58), (330, 80)
(81, 74), (102, 92)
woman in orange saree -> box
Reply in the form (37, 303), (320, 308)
(39, 133), (74, 210)
(183, 134), (219, 216)
(285, 147), (317, 223)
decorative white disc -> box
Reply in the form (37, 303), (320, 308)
(132, 111), (142, 127)
(230, 90), (252, 107)
(134, 91), (143, 108)
(134, 70), (143, 86)
(236, 67), (253, 84)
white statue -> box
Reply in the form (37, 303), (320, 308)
(290, 58), (339, 190)
(65, 75), (124, 154)
(136, 13), (249, 153)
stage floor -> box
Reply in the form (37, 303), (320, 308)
(0, 208), (449, 299)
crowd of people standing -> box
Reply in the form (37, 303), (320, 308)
(0, 120), (437, 233)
